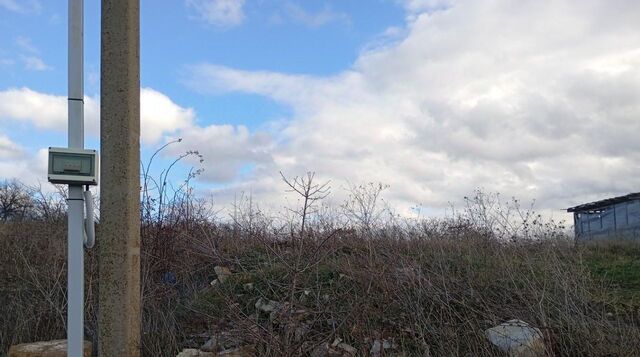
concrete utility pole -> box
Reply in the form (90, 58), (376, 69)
(99, 0), (141, 356)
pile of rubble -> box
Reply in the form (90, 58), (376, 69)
(178, 266), (547, 357)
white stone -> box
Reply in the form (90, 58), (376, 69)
(485, 319), (545, 357)
(201, 336), (218, 352)
(371, 340), (382, 356)
(255, 298), (281, 313)
(338, 342), (357, 355)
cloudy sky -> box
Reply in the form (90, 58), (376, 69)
(1, 0), (639, 219)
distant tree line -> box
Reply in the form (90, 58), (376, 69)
(0, 180), (67, 222)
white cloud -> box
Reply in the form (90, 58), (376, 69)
(14, 37), (51, 71)
(166, 124), (272, 182)
(0, 0), (41, 13)
(15, 36), (38, 54)
(21, 55), (52, 71)
(0, 147), (48, 188)
(0, 86), (265, 188)
(186, 0), (640, 216)
(0, 58), (14, 67)
(399, 0), (454, 13)
(0, 88), (200, 189)
(185, 64), (327, 105)
(281, 3), (350, 28)
(0, 134), (23, 159)
(140, 88), (195, 144)
(0, 87), (194, 145)
(0, 88), (67, 129)
(4, 0), (640, 220)
(186, 0), (245, 27)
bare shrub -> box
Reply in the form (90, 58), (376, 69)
(459, 188), (567, 240)
(182, 221), (640, 356)
(141, 138), (207, 227)
(341, 182), (390, 232)
(2, 175), (639, 357)
(0, 180), (35, 221)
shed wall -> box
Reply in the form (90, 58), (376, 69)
(575, 199), (640, 241)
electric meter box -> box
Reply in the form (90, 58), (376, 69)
(47, 147), (99, 185)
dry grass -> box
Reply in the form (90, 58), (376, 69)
(1, 179), (639, 356)
(1, 218), (640, 356)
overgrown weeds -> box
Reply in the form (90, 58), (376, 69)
(1, 176), (639, 356)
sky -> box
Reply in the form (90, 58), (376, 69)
(1, 0), (639, 221)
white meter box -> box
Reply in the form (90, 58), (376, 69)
(48, 147), (99, 185)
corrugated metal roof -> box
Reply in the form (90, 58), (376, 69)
(567, 192), (640, 212)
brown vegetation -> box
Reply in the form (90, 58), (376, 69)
(1, 178), (639, 356)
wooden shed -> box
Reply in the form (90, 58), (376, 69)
(567, 193), (640, 241)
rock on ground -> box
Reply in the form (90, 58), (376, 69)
(200, 336), (219, 352)
(370, 338), (396, 357)
(214, 266), (232, 283)
(255, 298), (281, 314)
(337, 342), (357, 355)
(485, 319), (545, 357)
(8, 340), (92, 357)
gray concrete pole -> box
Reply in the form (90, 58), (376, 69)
(99, 0), (141, 356)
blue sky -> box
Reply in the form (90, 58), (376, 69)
(0, 0), (404, 124)
(1, 0), (640, 219)
(0, 0), (406, 194)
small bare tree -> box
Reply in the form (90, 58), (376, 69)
(280, 171), (331, 237)
(341, 182), (390, 231)
(230, 191), (272, 239)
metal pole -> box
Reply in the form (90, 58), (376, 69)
(99, 0), (141, 355)
(68, 0), (85, 356)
